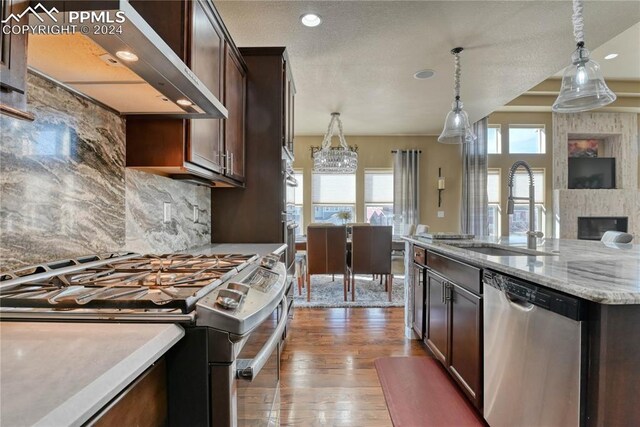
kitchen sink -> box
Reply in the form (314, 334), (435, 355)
(444, 243), (557, 257)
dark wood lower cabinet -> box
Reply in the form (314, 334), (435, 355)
(412, 263), (426, 338)
(425, 267), (483, 411)
(425, 271), (448, 364)
(449, 283), (482, 409)
(88, 359), (167, 427)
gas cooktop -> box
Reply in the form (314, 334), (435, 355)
(0, 253), (258, 313)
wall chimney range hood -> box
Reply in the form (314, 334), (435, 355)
(26, 0), (228, 118)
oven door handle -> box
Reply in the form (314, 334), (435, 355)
(236, 296), (288, 381)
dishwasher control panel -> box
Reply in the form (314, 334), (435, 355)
(483, 270), (583, 321)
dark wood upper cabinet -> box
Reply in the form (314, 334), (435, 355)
(211, 48), (294, 243)
(223, 42), (246, 182)
(0, 0), (33, 121)
(187, 0), (224, 174)
(126, 0), (246, 186)
(283, 61), (296, 153)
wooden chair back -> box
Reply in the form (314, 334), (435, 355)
(350, 225), (392, 275)
(306, 225), (348, 275)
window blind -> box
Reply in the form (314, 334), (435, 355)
(364, 171), (393, 203)
(312, 173), (356, 204)
(293, 173), (303, 204)
(487, 169), (500, 203)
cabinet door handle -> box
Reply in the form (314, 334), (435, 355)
(229, 152), (234, 175)
(441, 281), (446, 304)
(220, 152), (226, 172)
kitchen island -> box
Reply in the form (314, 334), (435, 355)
(404, 236), (640, 426)
(0, 322), (184, 426)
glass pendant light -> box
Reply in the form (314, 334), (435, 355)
(552, 0), (616, 113)
(312, 113), (358, 173)
(438, 47), (476, 144)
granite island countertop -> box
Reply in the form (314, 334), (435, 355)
(404, 236), (640, 304)
(0, 322), (184, 427)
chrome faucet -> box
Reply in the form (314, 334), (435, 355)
(507, 160), (544, 250)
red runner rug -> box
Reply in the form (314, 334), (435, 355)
(374, 356), (485, 427)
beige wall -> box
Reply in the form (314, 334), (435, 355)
(293, 112), (637, 238)
(487, 112), (554, 237)
(293, 135), (463, 234)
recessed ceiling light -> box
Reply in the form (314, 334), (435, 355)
(300, 13), (322, 27)
(604, 53), (618, 60)
(115, 50), (139, 62)
(176, 99), (193, 107)
(414, 69), (436, 80)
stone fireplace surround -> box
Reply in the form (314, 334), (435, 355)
(553, 112), (639, 240)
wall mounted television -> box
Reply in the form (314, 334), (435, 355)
(568, 157), (616, 189)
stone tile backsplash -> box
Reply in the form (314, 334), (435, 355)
(0, 73), (210, 271)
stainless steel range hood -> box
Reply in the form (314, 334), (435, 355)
(26, 0), (227, 118)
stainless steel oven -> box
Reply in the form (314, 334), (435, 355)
(0, 252), (289, 427)
(283, 153), (298, 277)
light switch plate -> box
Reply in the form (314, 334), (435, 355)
(193, 205), (199, 223)
(437, 211), (445, 218)
(163, 202), (172, 223)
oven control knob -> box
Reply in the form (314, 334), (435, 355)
(215, 289), (243, 310)
(260, 254), (279, 269)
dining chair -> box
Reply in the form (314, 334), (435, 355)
(349, 225), (393, 302)
(306, 224), (350, 301)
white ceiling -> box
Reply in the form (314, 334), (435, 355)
(216, 1), (640, 135)
(573, 21), (640, 80)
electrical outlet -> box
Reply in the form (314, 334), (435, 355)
(437, 211), (445, 218)
(163, 202), (172, 223)
(193, 205), (199, 223)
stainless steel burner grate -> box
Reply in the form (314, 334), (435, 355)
(0, 253), (258, 313)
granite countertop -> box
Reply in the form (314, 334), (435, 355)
(183, 243), (287, 256)
(405, 236), (640, 305)
(0, 322), (184, 427)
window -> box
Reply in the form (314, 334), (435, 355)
(487, 125), (501, 154)
(364, 170), (393, 225)
(487, 169), (501, 237)
(508, 125), (545, 154)
(292, 172), (303, 236)
(312, 173), (356, 224)
(508, 169), (545, 236)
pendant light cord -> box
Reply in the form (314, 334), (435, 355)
(454, 52), (461, 100)
(572, 0), (585, 47)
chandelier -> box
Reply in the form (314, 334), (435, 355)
(311, 113), (358, 173)
(438, 47), (476, 144)
(552, 0), (616, 113)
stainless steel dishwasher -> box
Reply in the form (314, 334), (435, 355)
(483, 270), (584, 427)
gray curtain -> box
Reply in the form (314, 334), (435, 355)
(460, 118), (489, 235)
(393, 150), (420, 235)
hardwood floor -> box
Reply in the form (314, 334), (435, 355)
(279, 307), (429, 426)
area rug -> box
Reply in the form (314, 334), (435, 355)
(375, 357), (484, 427)
(293, 274), (405, 308)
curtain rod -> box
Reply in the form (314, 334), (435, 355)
(391, 150), (422, 153)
